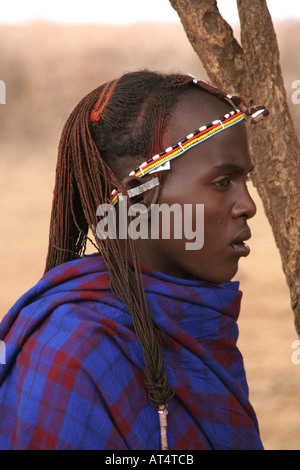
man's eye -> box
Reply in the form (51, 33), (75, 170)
(214, 177), (231, 188)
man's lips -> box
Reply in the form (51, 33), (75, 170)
(230, 229), (252, 256)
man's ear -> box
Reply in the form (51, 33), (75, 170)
(120, 175), (161, 210)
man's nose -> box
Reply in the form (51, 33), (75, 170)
(232, 187), (257, 219)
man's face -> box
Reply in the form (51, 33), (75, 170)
(136, 90), (257, 284)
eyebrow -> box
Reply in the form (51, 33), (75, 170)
(212, 163), (254, 174)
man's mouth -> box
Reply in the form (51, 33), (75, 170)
(230, 230), (251, 256)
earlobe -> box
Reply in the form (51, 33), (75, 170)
(121, 175), (142, 195)
(121, 175), (161, 210)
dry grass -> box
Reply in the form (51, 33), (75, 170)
(0, 21), (299, 450)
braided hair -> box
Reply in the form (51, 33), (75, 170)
(44, 70), (268, 449)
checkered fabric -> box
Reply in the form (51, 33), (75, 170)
(0, 254), (263, 450)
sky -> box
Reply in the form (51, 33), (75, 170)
(0, 0), (299, 25)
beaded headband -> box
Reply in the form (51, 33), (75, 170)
(110, 108), (245, 205)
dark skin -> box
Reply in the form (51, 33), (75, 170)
(120, 89), (256, 284)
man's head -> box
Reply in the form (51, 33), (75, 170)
(87, 74), (257, 284)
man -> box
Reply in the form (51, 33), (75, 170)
(0, 71), (268, 450)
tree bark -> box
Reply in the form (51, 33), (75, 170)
(170, 0), (300, 335)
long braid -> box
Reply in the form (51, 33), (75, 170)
(45, 74), (179, 416)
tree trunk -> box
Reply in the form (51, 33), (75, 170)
(170, 0), (300, 335)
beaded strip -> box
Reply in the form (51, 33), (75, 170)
(110, 108), (245, 205)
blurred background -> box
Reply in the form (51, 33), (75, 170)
(0, 0), (300, 450)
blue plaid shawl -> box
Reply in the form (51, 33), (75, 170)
(0, 254), (263, 450)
